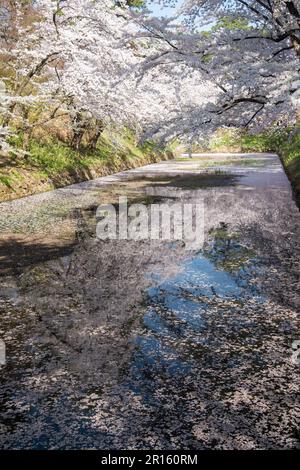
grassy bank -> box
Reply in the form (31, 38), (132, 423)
(0, 128), (176, 202)
(196, 128), (300, 206)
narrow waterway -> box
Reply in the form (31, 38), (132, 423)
(0, 153), (299, 449)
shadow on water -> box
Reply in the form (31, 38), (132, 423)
(0, 189), (166, 276)
(0, 171), (242, 277)
(0, 236), (75, 275)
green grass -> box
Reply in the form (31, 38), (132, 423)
(276, 132), (300, 201)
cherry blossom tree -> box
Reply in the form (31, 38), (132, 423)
(0, 1), (150, 150)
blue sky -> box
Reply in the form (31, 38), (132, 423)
(147, 1), (183, 18)
(146, 1), (216, 31)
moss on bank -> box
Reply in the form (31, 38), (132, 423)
(0, 128), (177, 202)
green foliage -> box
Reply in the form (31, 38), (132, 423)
(200, 31), (212, 38)
(126, 0), (145, 7)
(7, 128), (162, 177)
(202, 53), (213, 63)
(240, 130), (288, 152)
(276, 131), (300, 201)
(0, 175), (13, 189)
(115, 0), (145, 8)
(207, 127), (288, 153)
(209, 129), (239, 150)
(212, 16), (251, 31)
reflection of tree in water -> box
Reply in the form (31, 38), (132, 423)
(205, 222), (256, 273)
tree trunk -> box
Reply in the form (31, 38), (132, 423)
(87, 121), (104, 150)
(70, 110), (86, 150)
(71, 131), (85, 150)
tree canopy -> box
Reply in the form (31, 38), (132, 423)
(0, 0), (299, 150)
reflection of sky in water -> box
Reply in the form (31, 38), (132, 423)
(124, 253), (263, 398)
